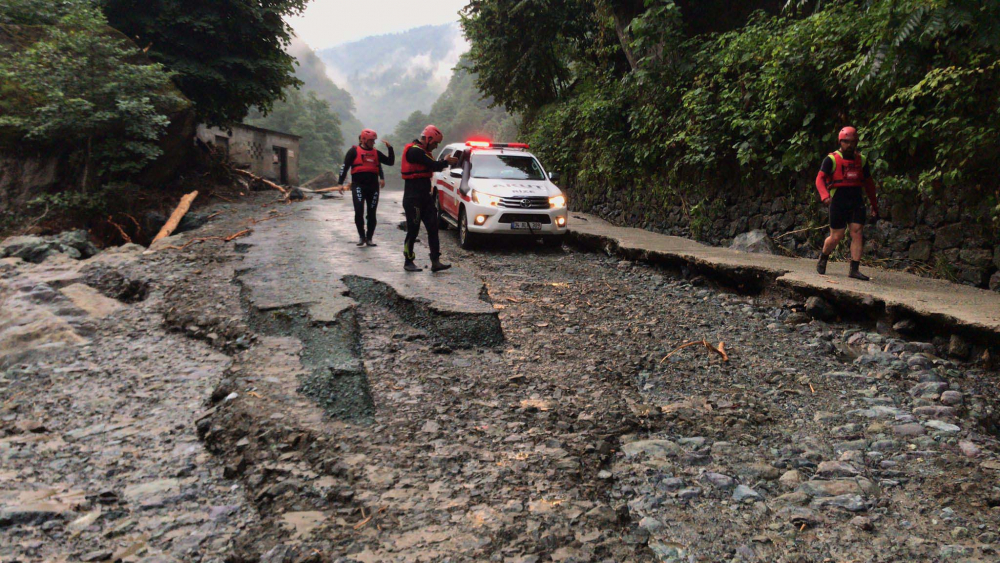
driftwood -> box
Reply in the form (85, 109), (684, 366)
(159, 229), (252, 251)
(231, 168), (287, 194)
(152, 191), (198, 243)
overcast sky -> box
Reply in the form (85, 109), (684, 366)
(288, 0), (469, 49)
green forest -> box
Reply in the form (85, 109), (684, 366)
(462, 0), (1000, 223)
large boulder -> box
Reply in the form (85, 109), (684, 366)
(730, 230), (777, 255)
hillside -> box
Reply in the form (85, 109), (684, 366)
(318, 23), (466, 134)
(287, 37), (363, 146)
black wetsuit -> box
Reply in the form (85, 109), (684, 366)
(338, 145), (395, 241)
(402, 141), (450, 260)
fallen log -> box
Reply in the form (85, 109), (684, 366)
(151, 191), (198, 243)
(304, 185), (349, 194)
(231, 169), (287, 194)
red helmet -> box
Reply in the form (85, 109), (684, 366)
(838, 126), (858, 141)
(359, 129), (377, 144)
(421, 125), (443, 144)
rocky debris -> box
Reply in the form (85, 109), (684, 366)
(4, 191), (1000, 563)
(1, 203), (258, 563)
(948, 334), (971, 359)
(0, 230), (99, 263)
(805, 296), (837, 321)
(730, 230), (777, 254)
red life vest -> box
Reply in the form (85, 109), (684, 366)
(401, 142), (433, 180)
(828, 150), (866, 191)
(351, 145), (380, 175)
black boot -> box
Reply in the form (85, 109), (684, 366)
(848, 260), (870, 281)
(366, 238), (377, 247)
(356, 237), (367, 247)
(404, 258), (421, 272)
(816, 253), (829, 275)
(430, 258), (451, 272)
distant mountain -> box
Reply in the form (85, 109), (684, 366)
(388, 54), (517, 148)
(318, 23), (467, 134)
(287, 37), (363, 146)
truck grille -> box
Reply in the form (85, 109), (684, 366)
(499, 196), (549, 209)
(498, 214), (552, 224)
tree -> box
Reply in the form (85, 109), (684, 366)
(460, 0), (593, 114)
(100, 0), (308, 126)
(0, 0), (184, 189)
(245, 89), (343, 180)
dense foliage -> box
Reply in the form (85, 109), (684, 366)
(0, 0), (183, 188)
(101, 0), (308, 126)
(463, 0), (1000, 223)
(245, 88), (343, 181)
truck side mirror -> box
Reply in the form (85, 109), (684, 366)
(548, 171), (560, 182)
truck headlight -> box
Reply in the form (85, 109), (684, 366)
(472, 190), (501, 206)
(549, 195), (566, 208)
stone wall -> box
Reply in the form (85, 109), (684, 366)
(573, 177), (1000, 290)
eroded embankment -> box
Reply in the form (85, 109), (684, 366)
(567, 228), (1000, 355)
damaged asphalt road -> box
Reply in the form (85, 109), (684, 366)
(3, 190), (1000, 562)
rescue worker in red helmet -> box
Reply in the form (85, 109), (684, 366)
(401, 125), (456, 272)
(338, 129), (394, 247)
(815, 126), (880, 280)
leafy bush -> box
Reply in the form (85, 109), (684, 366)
(0, 0), (184, 189)
(465, 0), (1000, 223)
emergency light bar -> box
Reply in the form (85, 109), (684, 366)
(465, 141), (530, 149)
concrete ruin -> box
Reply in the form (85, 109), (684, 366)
(196, 124), (300, 186)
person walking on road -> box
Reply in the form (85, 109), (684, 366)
(815, 126), (880, 281)
(339, 129), (394, 247)
(401, 125), (456, 272)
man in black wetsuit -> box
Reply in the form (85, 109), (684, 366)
(338, 129), (394, 247)
(814, 126), (880, 280)
(400, 124), (457, 272)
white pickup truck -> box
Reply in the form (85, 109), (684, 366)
(432, 141), (568, 249)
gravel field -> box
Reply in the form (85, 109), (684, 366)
(2, 192), (999, 562)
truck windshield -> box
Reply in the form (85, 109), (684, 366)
(470, 154), (545, 180)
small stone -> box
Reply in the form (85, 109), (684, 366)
(657, 477), (685, 491)
(913, 406), (956, 418)
(639, 516), (665, 533)
(80, 550), (113, 562)
(811, 494), (867, 513)
(940, 391), (963, 406)
(701, 472), (736, 490)
(733, 485), (762, 503)
(778, 470), (802, 488)
(947, 335), (970, 359)
(851, 516), (874, 530)
(924, 420), (960, 433)
(958, 440), (980, 458)
(815, 461), (859, 479)
(805, 297), (836, 321)
(621, 439), (682, 460)
(677, 487), (702, 500)
(909, 381), (948, 398)
(892, 423), (926, 437)
(730, 230), (776, 254)
(951, 526), (969, 539)
(15, 420), (47, 433)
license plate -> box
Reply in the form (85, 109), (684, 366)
(511, 222), (542, 230)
